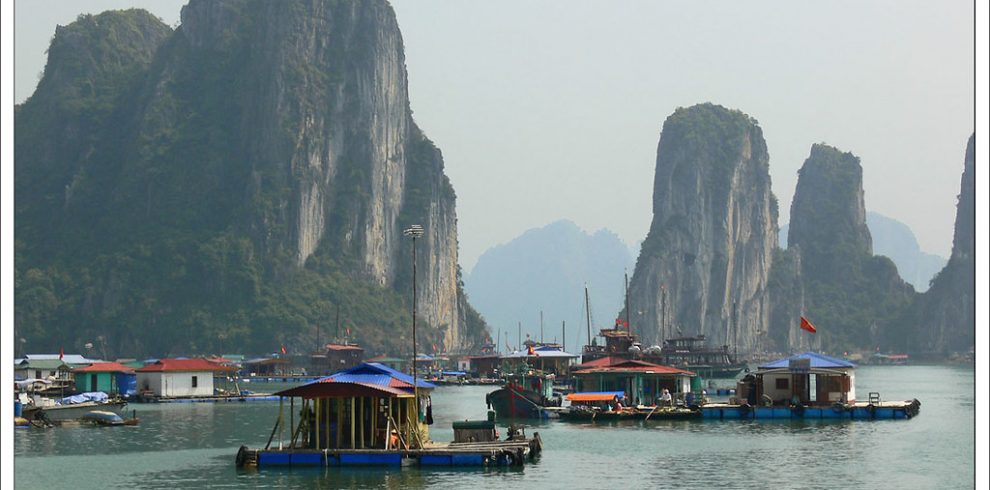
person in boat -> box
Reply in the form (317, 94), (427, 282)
(659, 388), (673, 407)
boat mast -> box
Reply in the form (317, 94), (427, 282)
(732, 300), (738, 361)
(585, 285), (592, 349)
(624, 272), (631, 336)
(540, 310), (544, 344)
(562, 320), (566, 353)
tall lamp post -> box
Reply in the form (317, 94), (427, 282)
(403, 224), (424, 421)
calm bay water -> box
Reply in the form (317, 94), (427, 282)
(15, 365), (974, 489)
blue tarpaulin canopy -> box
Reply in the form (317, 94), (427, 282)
(58, 391), (109, 405)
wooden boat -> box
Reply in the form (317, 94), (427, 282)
(21, 398), (127, 423)
(485, 370), (558, 420)
(558, 406), (702, 422)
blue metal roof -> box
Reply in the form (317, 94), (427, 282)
(759, 351), (856, 370)
(317, 362), (436, 389)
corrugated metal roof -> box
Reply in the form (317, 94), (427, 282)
(73, 362), (135, 373)
(573, 358), (695, 375)
(315, 363), (435, 389)
(759, 352), (855, 370)
(136, 358), (237, 373)
(274, 363), (434, 398)
(567, 391), (625, 402)
(15, 359), (70, 370)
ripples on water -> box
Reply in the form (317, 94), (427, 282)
(14, 365), (974, 489)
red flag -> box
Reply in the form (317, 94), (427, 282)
(800, 316), (817, 334)
(280, 344), (287, 354)
(59, 347), (64, 360)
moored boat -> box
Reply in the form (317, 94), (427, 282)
(485, 369), (558, 420)
(21, 392), (127, 423)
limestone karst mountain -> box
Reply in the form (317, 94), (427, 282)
(14, 1), (487, 357)
(626, 104), (778, 351)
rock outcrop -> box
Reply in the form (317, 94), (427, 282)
(627, 104), (778, 351)
(14, 1), (485, 356)
(783, 144), (915, 351)
(911, 135), (975, 355)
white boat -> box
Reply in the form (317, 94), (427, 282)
(21, 392), (127, 423)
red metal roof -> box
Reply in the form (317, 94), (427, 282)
(574, 358), (695, 375)
(73, 362), (135, 373)
(573, 355), (628, 370)
(136, 358), (236, 373)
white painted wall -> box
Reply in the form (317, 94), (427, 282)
(137, 371), (214, 397)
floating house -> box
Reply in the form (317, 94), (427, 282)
(570, 357), (696, 406)
(242, 357), (292, 376)
(501, 345), (579, 376)
(310, 343), (364, 375)
(464, 354), (500, 378)
(15, 359), (73, 382)
(73, 362), (137, 396)
(236, 362), (541, 468)
(136, 358), (235, 398)
(702, 351), (920, 420)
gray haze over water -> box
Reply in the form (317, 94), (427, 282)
(14, 0), (973, 272)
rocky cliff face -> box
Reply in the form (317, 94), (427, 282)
(14, 1), (483, 355)
(783, 144), (915, 351)
(627, 104), (777, 351)
(912, 135), (975, 354)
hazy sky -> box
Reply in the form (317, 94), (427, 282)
(14, 0), (974, 272)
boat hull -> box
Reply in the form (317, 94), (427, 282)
(558, 408), (701, 422)
(23, 401), (128, 422)
(486, 387), (549, 420)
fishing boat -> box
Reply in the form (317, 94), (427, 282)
(701, 352), (921, 420)
(485, 368), (558, 420)
(20, 392), (127, 423)
(235, 362), (542, 468)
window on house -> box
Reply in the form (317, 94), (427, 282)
(191, 376), (198, 388)
(775, 378), (789, 390)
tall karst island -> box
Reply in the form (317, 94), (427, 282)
(626, 104), (778, 352)
(15, 0), (488, 357)
(626, 103), (974, 357)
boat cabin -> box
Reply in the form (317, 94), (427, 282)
(739, 352), (856, 406)
(270, 362), (436, 455)
(571, 357), (695, 406)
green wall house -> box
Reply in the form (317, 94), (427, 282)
(73, 362), (136, 394)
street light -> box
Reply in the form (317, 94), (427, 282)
(403, 224), (424, 424)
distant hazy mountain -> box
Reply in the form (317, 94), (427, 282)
(780, 212), (946, 292)
(464, 220), (635, 351)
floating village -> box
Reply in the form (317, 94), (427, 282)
(15, 307), (922, 470)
